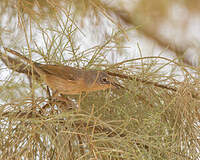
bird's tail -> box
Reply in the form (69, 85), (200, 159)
(4, 47), (34, 65)
(4, 47), (48, 77)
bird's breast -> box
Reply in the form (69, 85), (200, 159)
(44, 74), (87, 95)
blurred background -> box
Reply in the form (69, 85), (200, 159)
(1, 0), (200, 65)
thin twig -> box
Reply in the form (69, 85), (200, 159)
(107, 71), (177, 92)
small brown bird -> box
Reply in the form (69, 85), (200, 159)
(4, 48), (120, 95)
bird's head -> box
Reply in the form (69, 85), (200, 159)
(84, 71), (121, 92)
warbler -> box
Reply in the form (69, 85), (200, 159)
(4, 48), (120, 95)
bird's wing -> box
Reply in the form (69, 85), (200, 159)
(36, 64), (83, 81)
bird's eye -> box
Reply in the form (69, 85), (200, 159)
(101, 77), (110, 84)
(102, 77), (108, 82)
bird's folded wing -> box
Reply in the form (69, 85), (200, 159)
(37, 64), (83, 81)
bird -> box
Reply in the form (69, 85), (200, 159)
(4, 48), (121, 96)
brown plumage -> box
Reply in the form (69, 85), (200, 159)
(4, 48), (120, 95)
